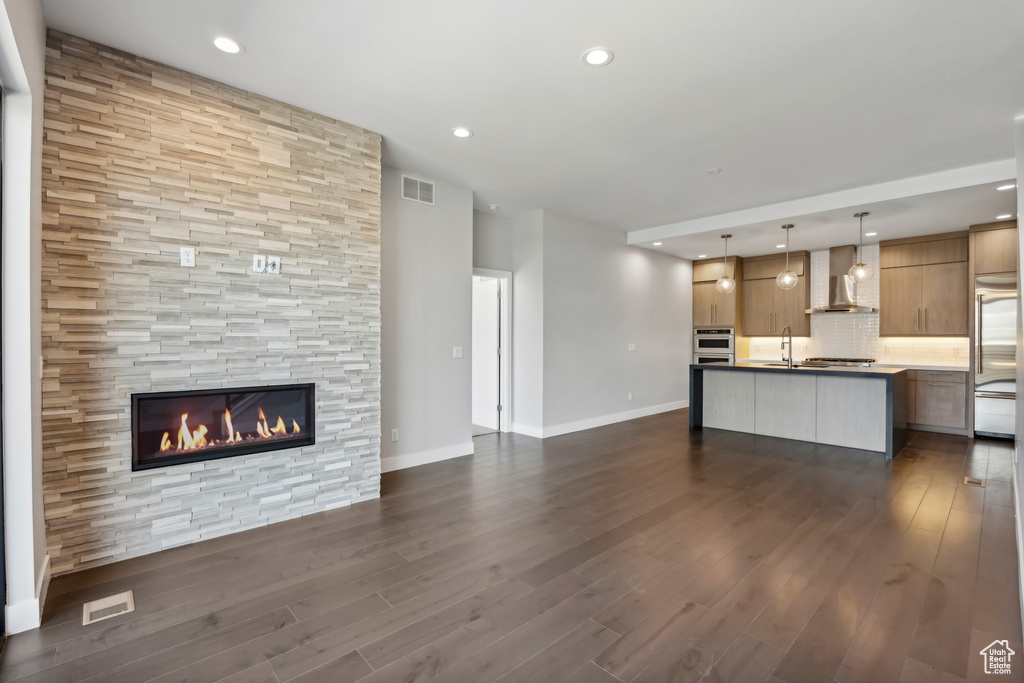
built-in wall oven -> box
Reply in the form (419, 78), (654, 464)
(693, 328), (735, 366)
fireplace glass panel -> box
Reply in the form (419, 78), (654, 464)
(132, 383), (315, 470)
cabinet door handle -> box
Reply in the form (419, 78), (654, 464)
(916, 308), (920, 332)
(714, 304), (718, 323)
(923, 308), (927, 333)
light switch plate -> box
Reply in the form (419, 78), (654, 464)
(391, 429), (399, 442)
(453, 346), (463, 358)
(180, 247), (195, 267)
(253, 255), (266, 273)
(266, 256), (281, 275)
(628, 343), (636, 352)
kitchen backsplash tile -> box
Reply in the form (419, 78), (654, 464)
(747, 245), (969, 366)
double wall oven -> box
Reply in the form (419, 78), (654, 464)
(693, 328), (735, 366)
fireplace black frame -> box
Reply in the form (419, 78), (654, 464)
(132, 383), (316, 471)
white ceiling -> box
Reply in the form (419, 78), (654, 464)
(42, 0), (1024, 253)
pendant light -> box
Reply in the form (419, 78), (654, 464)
(849, 212), (873, 284)
(776, 224), (798, 290)
(715, 234), (736, 294)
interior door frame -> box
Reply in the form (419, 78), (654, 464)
(473, 268), (512, 433)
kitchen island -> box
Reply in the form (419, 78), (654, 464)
(689, 363), (908, 460)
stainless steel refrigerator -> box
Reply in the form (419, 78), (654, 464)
(974, 275), (1017, 438)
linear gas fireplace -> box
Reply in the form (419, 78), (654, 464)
(132, 383), (316, 471)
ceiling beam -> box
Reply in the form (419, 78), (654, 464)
(627, 159), (1016, 245)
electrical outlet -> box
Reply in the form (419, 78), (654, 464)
(628, 393), (633, 401)
(453, 346), (463, 358)
(391, 429), (399, 442)
(628, 343), (636, 352)
(180, 247), (195, 268)
(266, 256), (281, 275)
(252, 255), (267, 273)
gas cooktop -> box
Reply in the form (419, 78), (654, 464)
(802, 357), (875, 367)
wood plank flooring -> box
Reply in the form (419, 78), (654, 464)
(2, 411), (1021, 682)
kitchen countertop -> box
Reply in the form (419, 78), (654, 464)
(701, 362), (908, 378)
(740, 359), (968, 373)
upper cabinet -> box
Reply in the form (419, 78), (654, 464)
(971, 220), (1018, 275)
(741, 252), (810, 337)
(692, 256), (742, 329)
(879, 233), (969, 336)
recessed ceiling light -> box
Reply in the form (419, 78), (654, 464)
(865, 232), (877, 237)
(997, 214), (1013, 220)
(776, 244), (785, 249)
(697, 254), (707, 258)
(582, 47), (614, 66)
(451, 127), (473, 138)
(997, 184), (1016, 191)
(214, 37), (244, 54)
(652, 242), (662, 246)
(706, 168), (722, 175)
(488, 204), (499, 212)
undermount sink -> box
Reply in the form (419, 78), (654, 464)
(764, 362), (801, 368)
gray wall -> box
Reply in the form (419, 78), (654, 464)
(510, 210), (545, 433)
(381, 167), (474, 470)
(541, 211), (692, 431)
(473, 210), (513, 272)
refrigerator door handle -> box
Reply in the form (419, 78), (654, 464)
(976, 392), (1016, 399)
(976, 294), (983, 373)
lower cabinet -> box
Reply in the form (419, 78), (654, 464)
(907, 370), (967, 430)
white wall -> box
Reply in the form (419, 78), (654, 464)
(473, 210), (513, 272)
(0, 0), (48, 634)
(381, 167), (474, 471)
(540, 211), (692, 434)
(1013, 114), (1024, 639)
(510, 210), (545, 435)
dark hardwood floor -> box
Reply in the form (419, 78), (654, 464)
(2, 410), (1022, 682)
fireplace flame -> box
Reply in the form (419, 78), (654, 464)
(159, 406), (300, 455)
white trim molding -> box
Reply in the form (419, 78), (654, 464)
(381, 441), (475, 473)
(514, 400), (688, 439)
(5, 553), (49, 634)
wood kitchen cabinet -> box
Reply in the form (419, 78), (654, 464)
(692, 281), (738, 326)
(692, 257), (742, 329)
(879, 233), (969, 337)
(971, 221), (1018, 275)
(741, 252), (810, 336)
(907, 370), (967, 431)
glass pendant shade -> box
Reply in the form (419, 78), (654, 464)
(849, 212), (873, 284)
(716, 274), (736, 293)
(849, 262), (873, 284)
(776, 269), (798, 290)
(776, 224), (797, 290)
(715, 233), (735, 293)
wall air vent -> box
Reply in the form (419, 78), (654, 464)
(401, 175), (435, 205)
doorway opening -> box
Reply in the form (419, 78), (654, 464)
(472, 268), (511, 436)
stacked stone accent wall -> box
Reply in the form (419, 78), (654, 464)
(41, 31), (382, 575)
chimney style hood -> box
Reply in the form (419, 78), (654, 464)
(806, 245), (878, 314)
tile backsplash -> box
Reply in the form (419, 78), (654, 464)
(746, 245), (969, 367)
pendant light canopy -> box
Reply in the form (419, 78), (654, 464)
(849, 212), (873, 284)
(776, 224), (798, 290)
(715, 234), (736, 294)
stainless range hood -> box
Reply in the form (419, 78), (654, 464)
(806, 245), (878, 314)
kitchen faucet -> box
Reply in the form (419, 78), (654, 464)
(781, 325), (793, 369)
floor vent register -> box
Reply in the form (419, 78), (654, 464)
(82, 590), (136, 626)
(960, 476), (986, 488)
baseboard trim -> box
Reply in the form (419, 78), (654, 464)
(381, 441), (475, 473)
(6, 553), (51, 634)
(512, 401), (688, 440)
(511, 422), (544, 438)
